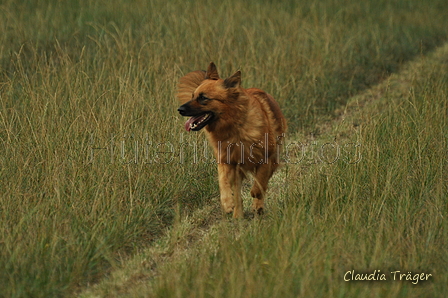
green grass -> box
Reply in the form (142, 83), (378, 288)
(80, 43), (448, 298)
(0, 0), (447, 297)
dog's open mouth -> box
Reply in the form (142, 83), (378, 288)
(184, 113), (214, 131)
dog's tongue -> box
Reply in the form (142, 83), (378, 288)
(184, 116), (201, 132)
(184, 114), (210, 131)
(184, 117), (194, 131)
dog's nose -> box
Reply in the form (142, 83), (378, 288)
(177, 105), (187, 116)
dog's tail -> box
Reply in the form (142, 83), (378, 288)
(176, 70), (206, 104)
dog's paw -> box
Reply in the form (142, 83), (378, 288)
(221, 200), (235, 214)
(251, 199), (264, 215)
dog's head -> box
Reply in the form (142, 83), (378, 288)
(177, 62), (241, 132)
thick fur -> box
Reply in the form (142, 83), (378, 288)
(177, 62), (287, 218)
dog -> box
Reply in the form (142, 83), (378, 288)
(177, 62), (287, 218)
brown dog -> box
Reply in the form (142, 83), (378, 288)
(177, 62), (287, 218)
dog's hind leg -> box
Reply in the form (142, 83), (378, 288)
(250, 163), (274, 214)
(232, 165), (244, 219)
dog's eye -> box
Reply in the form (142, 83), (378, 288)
(197, 93), (210, 105)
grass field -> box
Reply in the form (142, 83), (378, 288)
(0, 0), (447, 297)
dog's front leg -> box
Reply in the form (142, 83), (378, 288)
(218, 163), (235, 214)
(218, 163), (244, 218)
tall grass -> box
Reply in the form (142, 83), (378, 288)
(97, 45), (448, 298)
(0, 0), (447, 297)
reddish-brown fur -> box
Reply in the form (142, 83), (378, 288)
(177, 62), (287, 218)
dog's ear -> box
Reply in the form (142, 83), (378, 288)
(177, 70), (206, 104)
(223, 71), (241, 89)
(205, 62), (220, 80)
